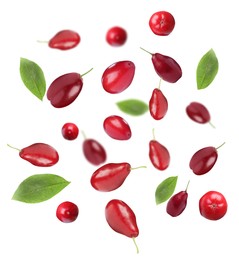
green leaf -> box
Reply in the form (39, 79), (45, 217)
(20, 57), (46, 100)
(116, 99), (148, 116)
(155, 176), (178, 205)
(196, 48), (219, 90)
(12, 174), (70, 203)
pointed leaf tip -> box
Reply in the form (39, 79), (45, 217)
(12, 173), (70, 203)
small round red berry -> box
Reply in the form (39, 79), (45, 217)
(106, 26), (127, 46)
(149, 11), (175, 36)
(56, 201), (79, 223)
(61, 122), (79, 140)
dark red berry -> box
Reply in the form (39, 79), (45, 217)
(47, 68), (92, 108)
(83, 138), (107, 166)
(141, 47), (182, 83)
(186, 102), (211, 124)
(189, 143), (225, 175)
(166, 181), (190, 217)
(190, 146), (217, 175)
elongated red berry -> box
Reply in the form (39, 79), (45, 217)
(149, 88), (168, 120)
(91, 162), (131, 191)
(7, 143), (59, 167)
(186, 101), (215, 127)
(189, 142), (225, 175)
(83, 138), (107, 166)
(90, 163), (145, 191)
(47, 69), (93, 108)
(166, 181), (190, 217)
(103, 115), (132, 140)
(149, 129), (170, 170)
(141, 47), (182, 83)
(105, 199), (139, 253)
(48, 30), (80, 50)
(102, 61), (135, 93)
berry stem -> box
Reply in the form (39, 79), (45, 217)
(7, 144), (21, 152)
(131, 165), (147, 170)
(81, 130), (87, 140)
(185, 180), (190, 192)
(209, 121), (216, 129)
(37, 40), (48, 44)
(132, 237), (139, 254)
(216, 142), (226, 150)
(152, 128), (156, 140)
(158, 78), (162, 89)
(81, 68), (93, 77)
(140, 47), (153, 55)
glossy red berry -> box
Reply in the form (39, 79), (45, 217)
(47, 68), (93, 108)
(149, 87), (168, 120)
(48, 30), (80, 50)
(186, 102), (213, 126)
(105, 199), (139, 253)
(149, 129), (170, 170)
(61, 122), (79, 140)
(141, 47), (182, 83)
(106, 26), (127, 46)
(166, 181), (190, 217)
(103, 115), (132, 140)
(8, 143), (59, 167)
(83, 138), (107, 166)
(101, 60), (135, 94)
(189, 142), (225, 175)
(199, 191), (227, 220)
(91, 162), (131, 191)
(90, 163), (145, 191)
(56, 201), (79, 223)
(149, 11), (175, 36)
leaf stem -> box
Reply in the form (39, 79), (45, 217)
(132, 237), (139, 254)
(140, 47), (153, 55)
(7, 144), (21, 152)
(81, 68), (93, 77)
(216, 142), (226, 150)
(131, 165), (147, 170)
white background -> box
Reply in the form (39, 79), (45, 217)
(0, 0), (239, 259)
